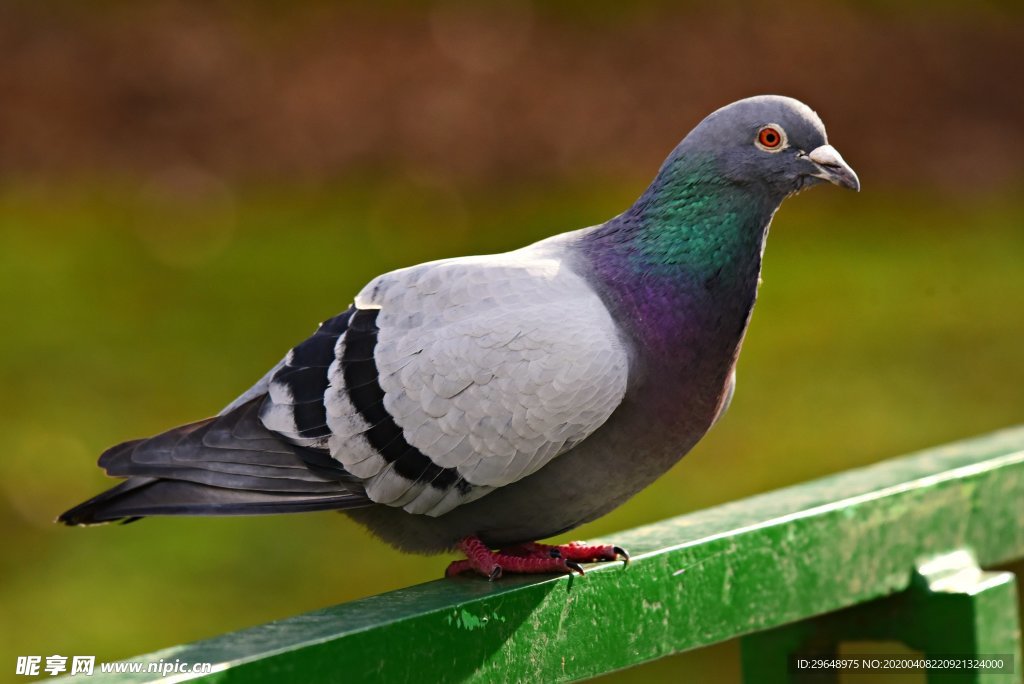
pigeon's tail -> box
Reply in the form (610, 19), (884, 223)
(57, 476), (368, 525)
(58, 398), (372, 526)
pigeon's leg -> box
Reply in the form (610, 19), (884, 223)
(444, 536), (587, 580)
(444, 537), (630, 579)
(522, 541), (631, 565)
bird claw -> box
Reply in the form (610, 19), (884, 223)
(553, 541), (631, 565)
(565, 560), (585, 576)
(445, 536), (630, 579)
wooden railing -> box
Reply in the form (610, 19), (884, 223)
(73, 428), (1024, 683)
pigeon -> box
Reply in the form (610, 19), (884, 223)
(59, 95), (859, 579)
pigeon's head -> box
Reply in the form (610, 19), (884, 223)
(677, 95), (860, 197)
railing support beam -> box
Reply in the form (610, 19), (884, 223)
(740, 550), (1022, 683)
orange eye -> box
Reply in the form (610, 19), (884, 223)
(758, 127), (782, 148)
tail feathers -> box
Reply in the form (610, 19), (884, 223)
(59, 477), (157, 525)
(58, 476), (368, 526)
(58, 397), (372, 526)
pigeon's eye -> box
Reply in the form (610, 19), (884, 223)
(755, 125), (787, 152)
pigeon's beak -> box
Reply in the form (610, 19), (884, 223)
(807, 145), (860, 192)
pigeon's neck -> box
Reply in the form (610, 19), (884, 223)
(578, 157), (779, 374)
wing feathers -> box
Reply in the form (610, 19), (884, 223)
(331, 247), (628, 515)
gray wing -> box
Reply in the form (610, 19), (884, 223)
(262, 247), (631, 518)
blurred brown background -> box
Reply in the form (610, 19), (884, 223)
(1, 2), (1022, 683)
(2, 1), (1022, 190)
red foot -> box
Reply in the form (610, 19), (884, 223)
(528, 541), (630, 564)
(445, 536), (630, 580)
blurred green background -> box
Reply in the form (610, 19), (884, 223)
(1, 2), (1022, 682)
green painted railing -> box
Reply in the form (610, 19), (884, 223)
(75, 428), (1024, 683)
